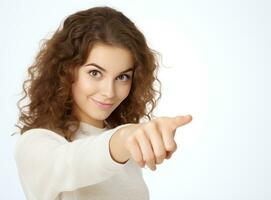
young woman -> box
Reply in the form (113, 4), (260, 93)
(14, 6), (193, 200)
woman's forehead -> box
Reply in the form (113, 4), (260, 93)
(84, 43), (134, 70)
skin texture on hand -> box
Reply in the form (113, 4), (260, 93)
(109, 115), (193, 171)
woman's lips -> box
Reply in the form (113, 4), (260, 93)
(91, 98), (113, 109)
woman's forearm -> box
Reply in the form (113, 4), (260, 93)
(109, 127), (131, 164)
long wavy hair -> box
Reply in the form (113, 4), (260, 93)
(13, 6), (162, 142)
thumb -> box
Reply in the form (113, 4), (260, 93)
(173, 115), (193, 128)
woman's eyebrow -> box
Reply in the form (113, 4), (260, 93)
(84, 62), (134, 73)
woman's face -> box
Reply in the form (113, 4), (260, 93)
(71, 42), (134, 128)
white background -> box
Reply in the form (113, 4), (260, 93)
(1, 0), (270, 199)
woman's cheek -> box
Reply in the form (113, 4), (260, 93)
(81, 77), (97, 92)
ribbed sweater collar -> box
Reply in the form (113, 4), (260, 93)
(78, 121), (108, 135)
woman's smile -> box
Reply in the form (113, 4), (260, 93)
(90, 98), (114, 109)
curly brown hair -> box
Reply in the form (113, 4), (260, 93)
(13, 6), (162, 142)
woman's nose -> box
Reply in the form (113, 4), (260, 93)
(101, 80), (115, 98)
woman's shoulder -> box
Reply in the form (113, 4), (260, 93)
(17, 128), (68, 144)
(13, 128), (69, 165)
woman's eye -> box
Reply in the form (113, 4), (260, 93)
(117, 74), (131, 81)
(88, 70), (101, 77)
(88, 70), (131, 81)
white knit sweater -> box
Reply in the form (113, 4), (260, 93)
(14, 122), (149, 200)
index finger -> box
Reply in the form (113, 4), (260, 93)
(173, 115), (193, 128)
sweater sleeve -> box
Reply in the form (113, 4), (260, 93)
(14, 123), (132, 200)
